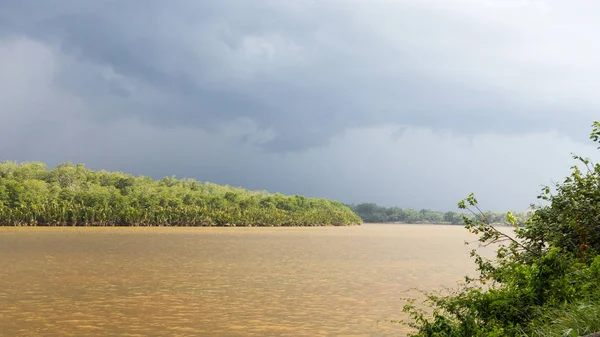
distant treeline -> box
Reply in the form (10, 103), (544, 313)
(348, 203), (530, 225)
(0, 161), (361, 226)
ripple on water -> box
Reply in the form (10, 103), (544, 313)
(0, 224), (481, 336)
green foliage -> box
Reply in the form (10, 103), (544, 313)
(529, 303), (600, 337)
(0, 162), (361, 226)
(403, 121), (600, 336)
(349, 202), (529, 225)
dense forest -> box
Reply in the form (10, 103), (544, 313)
(349, 203), (531, 225)
(404, 122), (600, 336)
(0, 161), (361, 226)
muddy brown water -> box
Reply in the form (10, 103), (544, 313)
(0, 224), (484, 336)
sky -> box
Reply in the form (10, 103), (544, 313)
(1, 0), (599, 212)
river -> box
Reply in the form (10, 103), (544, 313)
(0, 224), (482, 336)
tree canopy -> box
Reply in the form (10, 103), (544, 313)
(0, 161), (361, 226)
(349, 202), (530, 225)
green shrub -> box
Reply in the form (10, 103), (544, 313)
(404, 121), (600, 336)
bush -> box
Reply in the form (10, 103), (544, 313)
(404, 121), (600, 336)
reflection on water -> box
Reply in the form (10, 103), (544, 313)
(0, 224), (478, 336)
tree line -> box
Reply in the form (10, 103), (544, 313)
(0, 161), (361, 226)
(348, 202), (531, 225)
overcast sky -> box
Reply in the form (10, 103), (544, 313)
(1, 0), (599, 211)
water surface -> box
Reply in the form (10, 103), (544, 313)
(0, 224), (479, 336)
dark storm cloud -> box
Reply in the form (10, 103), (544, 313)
(3, 0), (600, 212)
(2, 0), (597, 152)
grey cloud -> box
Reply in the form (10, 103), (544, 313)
(0, 36), (597, 211)
(2, 0), (599, 152)
(3, 1), (600, 211)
